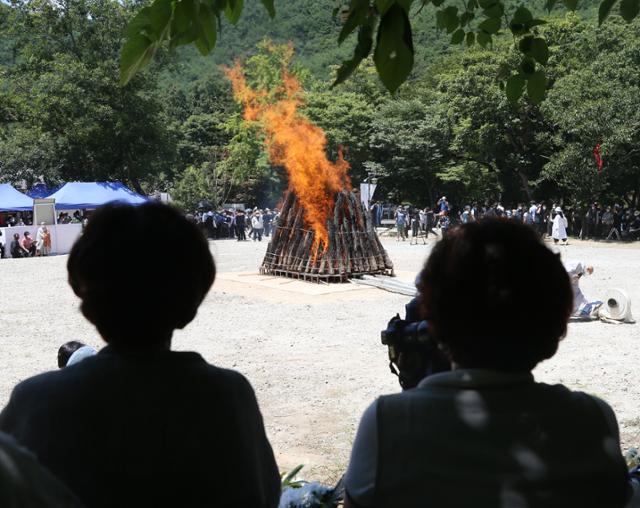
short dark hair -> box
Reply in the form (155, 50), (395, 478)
(58, 341), (87, 368)
(67, 203), (215, 348)
(13, 233), (19, 240)
(419, 219), (572, 372)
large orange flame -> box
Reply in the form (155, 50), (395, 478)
(224, 55), (351, 255)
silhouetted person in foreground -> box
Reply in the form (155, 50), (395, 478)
(0, 203), (280, 508)
(344, 219), (631, 508)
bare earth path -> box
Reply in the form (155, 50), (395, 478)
(0, 236), (638, 482)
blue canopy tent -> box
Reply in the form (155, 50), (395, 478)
(46, 182), (148, 210)
(27, 183), (63, 199)
(0, 184), (34, 212)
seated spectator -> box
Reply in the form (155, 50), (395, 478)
(9, 233), (22, 258)
(0, 431), (83, 507)
(344, 219), (631, 508)
(20, 231), (36, 257)
(57, 341), (96, 368)
(0, 203), (280, 508)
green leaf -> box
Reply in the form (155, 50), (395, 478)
(526, 70), (547, 103)
(451, 28), (465, 44)
(530, 37), (549, 65)
(339, 0), (369, 44)
(466, 30), (475, 46)
(563, 0), (579, 9)
(282, 465), (305, 485)
(483, 3), (504, 17)
(520, 56), (536, 75)
(376, 0), (395, 15)
(195, 4), (217, 55)
(478, 16), (501, 33)
(477, 0), (497, 8)
(506, 74), (525, 103)
(173, 0), (195, 33)
(120, 34), (157, 86)
(460, 10), (475, 24)
(374, 3), (414, 93)
(545, 0), (559, 10)
(525, 18), (548, 29)
(620, 0), (640, 20)
(476, 30), (491, 47)
(333, 20), (375, 87)
(124, 8), (152, 39)
(260, 0), (275, 18)
(147, 0), (173, 35)
(599, 0), (618, 23)
(436, 6), (459, 33)
(225, 0), (244, 24)
(511, 5), (533, 23)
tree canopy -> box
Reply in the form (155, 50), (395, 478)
(1, 0), (639, 210)
(120, 0), (640, 103)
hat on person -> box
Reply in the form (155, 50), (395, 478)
(66, 346), (97, 367)
(555, 207), (562, 213)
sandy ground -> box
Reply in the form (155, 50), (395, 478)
(0, 235), (638, 483)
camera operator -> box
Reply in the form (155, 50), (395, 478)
(344, 219), (631, 508)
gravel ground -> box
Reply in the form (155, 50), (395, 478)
(0, 235), (638, 483)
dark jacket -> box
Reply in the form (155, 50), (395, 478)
(0, 346), (280, 508)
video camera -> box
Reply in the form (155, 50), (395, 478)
(381, 297), (451, 390)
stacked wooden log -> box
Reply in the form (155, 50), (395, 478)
(261, 190), (394, 282)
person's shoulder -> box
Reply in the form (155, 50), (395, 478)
(185, 356), (257, 395)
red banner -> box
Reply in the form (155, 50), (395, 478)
(593, 143), (603, 173)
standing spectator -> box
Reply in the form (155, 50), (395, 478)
(607, 205), (624, 241)
(20, 232), (36, 257)
(538, 204), (548, 238)
(251, 211), (264, 242)
(9, 233), (22, 258)
(583, 203), (598, 240)
(370, 202), (380, 228)
(460, 205), (472, 224)
(527, 201), (537, 226)
(425, 208), (438, 238)
(235, 210), (247, 241)
(263, 209), (274, 237)
(395, 206), (408, 241)
(552, 207), (569, 245)
(438, 212), (450, 238)
(36, 223), (51, 256)
(204, 211), (216, 239)
(437, 196), (450, 214)
(410, 208), (420, 238)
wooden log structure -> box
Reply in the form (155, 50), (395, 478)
(261, 190), (394, 282)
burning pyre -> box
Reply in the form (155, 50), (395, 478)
(225, 47), (393, 282)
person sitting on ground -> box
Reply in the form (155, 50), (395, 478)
(344, 219), (631, 508)
(57, 341), (96, 368)
(0, 202), (280, 508)
(564, 261), (601, 319)
(10, 233), (22, 258)
(20, 231), (36, 257)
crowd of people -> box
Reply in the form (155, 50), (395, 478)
(188, 207), (280, 242)
(0, 202), (638, 508)
(386, 198), (640, 243)
(1, 224), (52, 258)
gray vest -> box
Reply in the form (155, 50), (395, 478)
(374, 374), (629, 508)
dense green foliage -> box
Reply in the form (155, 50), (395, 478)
(1, 0), (639, 210)
(120, 0), (631, 103)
